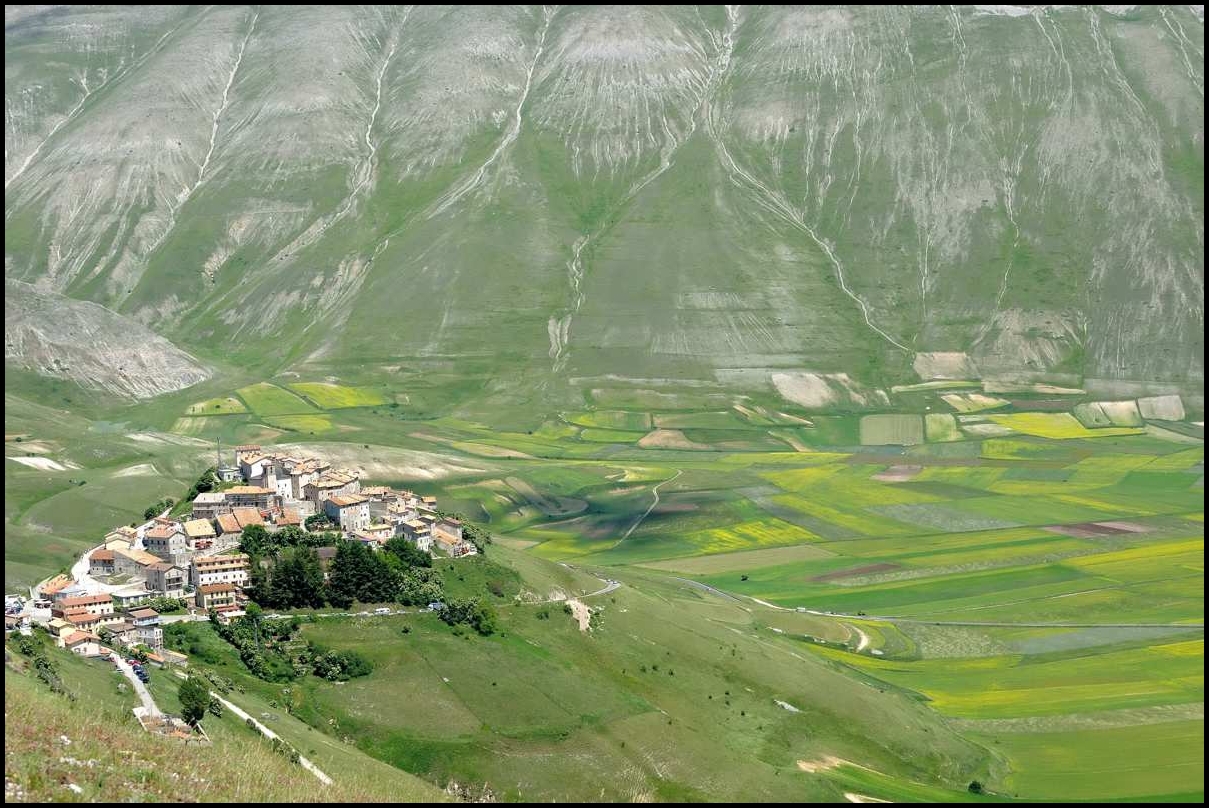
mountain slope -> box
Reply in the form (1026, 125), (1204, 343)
(5, 5), (1203, 404)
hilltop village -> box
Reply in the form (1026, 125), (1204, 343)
(9, 445), (476, 659)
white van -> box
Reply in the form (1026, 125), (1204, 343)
(373, 607), (392, 615)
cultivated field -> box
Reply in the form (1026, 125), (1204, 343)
(289, 383), (387, 409)
(4, 379), (1203, 802)
(235, 383), (319, 416)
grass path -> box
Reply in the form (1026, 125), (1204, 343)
(613, 468), (683, 546)
(172, 670), (333, 786)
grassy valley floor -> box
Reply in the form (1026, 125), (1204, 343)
(4, 382), (1203, 801)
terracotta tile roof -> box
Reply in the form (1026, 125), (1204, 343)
(183, 519), (217, 538)
(63, 630), (99, 646)
(128, 608), (159, 620)
(328, 494), (368, 508)
(233, 507), (264, 528)
(116, 548), (163, 566)
(276, 509), (301, 525)
(40, 575), (74, 596)
(312, 469), (357, 486)
(58, 594), (112, 608)
(90, 549), (115, 562)
(226, 485), (272, 495)
(66, 612), (101, 625)
(145, 524), (181, 540)
(198, 583), (236, 594)
(147, 561), (178, 573)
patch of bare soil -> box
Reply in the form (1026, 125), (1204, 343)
(795, 755), (848, 773)
(565, 599), (591, 631)
(871, 465), (922, 482)
(637, 429), (711, 450)
(811, 563), (899, 583)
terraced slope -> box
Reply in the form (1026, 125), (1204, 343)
(5, 6), (1203, 406)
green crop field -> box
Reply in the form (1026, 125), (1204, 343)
(264, 414), (335, 433)
(564, 410), (652, 431)
(289, 383), (387, 409)
(987, 413), (1144, 440)
(185, 396), (248, 415)
(236, 383), (320, 416)
(860, 414), (925, 445)
(3, 378), (1203, 802)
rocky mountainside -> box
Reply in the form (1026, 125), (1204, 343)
(5, 280), (209, 398)
(5, 5), (1203, 404)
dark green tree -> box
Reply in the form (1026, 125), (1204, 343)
(328, 541), (396, 605)
(274, 525), (313, 548)
(384, 536), (432, 569)
(305, 514), (333, 532)
(179, 674), (211, 727)
(270, 547), (326, 608)
(246, 556), (270, 604)
(239, 524), (271, 556)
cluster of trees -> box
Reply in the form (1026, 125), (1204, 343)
(248, 547), (325, 610)
(438, 598), (498, 636)
(307, 644), (373, 681)
(208, 607), (298, 682)
(239, 524), (338, 557)
(182, 467), (219, 505)
(145, 596), (188, 614)
(384, 536), (431, 569)
(304, 514), (335, 532)
(204, 605), (374, 684)
(142, 497), (175, 520)
(242, 525), (442, 611)
(435, 510), (491, 552)
(398, 567), (443, 606)
(327, 541), (396, 607)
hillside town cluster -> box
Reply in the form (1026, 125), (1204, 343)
(6, 444), (474, 662)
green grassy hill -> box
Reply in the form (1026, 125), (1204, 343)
(4, 649), (444, 802)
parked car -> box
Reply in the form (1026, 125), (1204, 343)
(373, 607), (391, 615)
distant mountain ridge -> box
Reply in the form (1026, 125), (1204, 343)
(4, 5), (1203, 405)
